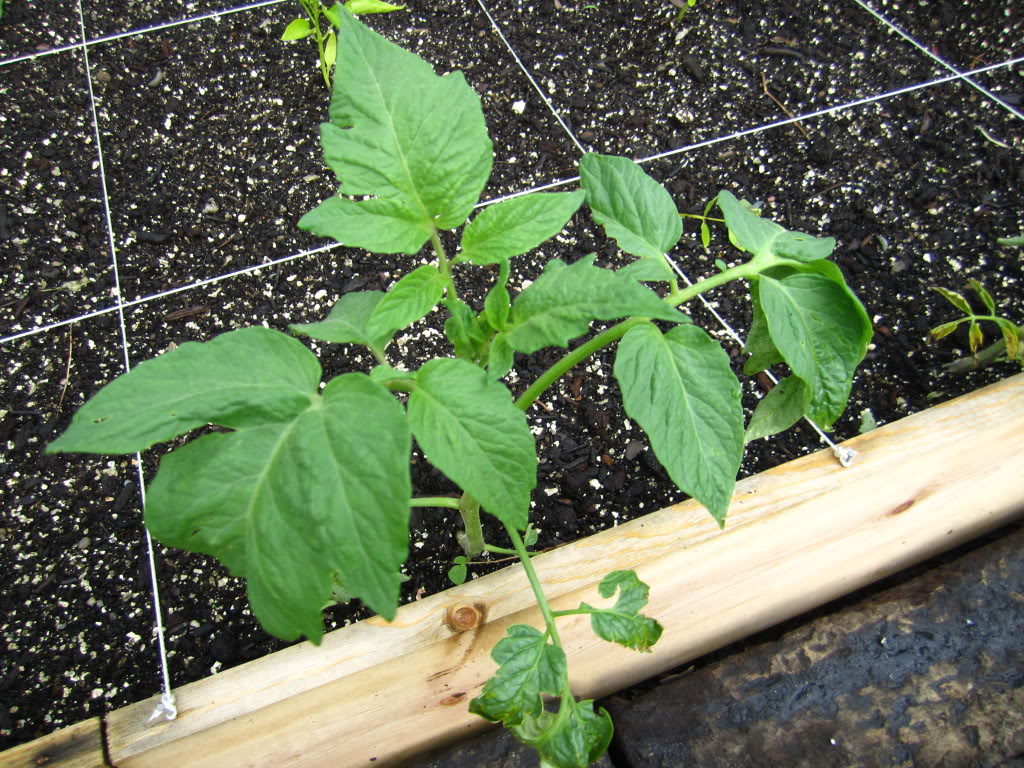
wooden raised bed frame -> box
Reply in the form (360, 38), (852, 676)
(4, 372), (1024, 768)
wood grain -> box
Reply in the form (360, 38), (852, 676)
(8, 374), (1021, 768)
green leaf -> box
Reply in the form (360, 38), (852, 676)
(469, 624), (566, 725)
(504, 255), (688, 354)
(367, 264), (445, 340)
(511, 699), (613, 768)
(281, 17), (313, 40)
(742, 281), (783, 375)
(744, 376), (808, 443)
(580, 571), (663, 652)
(968, 279), (996, 315)
(448, 556), (468, 585)
(487, 333), (515, 379)
(995, 319), (1021, 360)
(968, 320), (984, 356)
(758, 273), (870, 429)
(459, 191), (585, 265)
(443, 297), (488, 361)
(579, 153), (681, 268)
(408, 358), (536, 529)
(369, 363), (414, 384)
(49, 327), (319, 454)
(483, 260), (512, 332)
(928, 319), (963, 341)
(931, 286), (972, 316)
(996, 235), (1024, 247)
(299, 194), (439, 255)
(290, 290), (389, 350)
(300, 10), (492, 252)
(345, 0), (405, 13)
(322, 2), (342, 27)
(145, 373), (410, 643)
(617, 257), (674, 283)
(324, 30), (337, 72)
(717, 190), (834, 262)
(614, 323), (743, 525)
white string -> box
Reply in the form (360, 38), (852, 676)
(0, 243), (342, 345)
(76, 0), (177, 723)
(0, 0), (288, 68)
(472, 0), (589, 155)
(3, 54), (1019, 348)
(851, 0), (1024, 123)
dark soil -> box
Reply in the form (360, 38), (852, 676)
(1, 0), (1021, 752)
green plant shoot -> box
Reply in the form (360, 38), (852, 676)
(281, 0), (404, 89)
(930, 280), (1022, 373)
(50, 10), (871, 766)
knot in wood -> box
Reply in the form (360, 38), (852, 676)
(446, 603), (481, 633)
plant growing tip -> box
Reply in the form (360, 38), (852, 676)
(50, 11), (871, 766)
(281, 0), (404, 89)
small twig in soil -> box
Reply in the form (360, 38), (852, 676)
(56, 327), (74, 413)
(760, 71), (810, 139)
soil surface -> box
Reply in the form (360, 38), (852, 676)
(1, 0), (1021, 752)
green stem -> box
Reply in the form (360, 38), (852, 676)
(431, 229), (458, 301)
(515, 317), (645, 412)
(503, 522), (563, 648)
(515, 259), (767, 414)
(484, 543), (540, 557)
(410, 497), (461, 510)
(458, 494), (485, 558)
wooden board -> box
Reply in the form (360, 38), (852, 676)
(0, 718), (105, 768)
(6, 373), (1023, 767)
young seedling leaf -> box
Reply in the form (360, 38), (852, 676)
(459, 191), (585, 265)
(614, 323), (743, 525)
(408, 358), (536, 530)
(931, 286), (972, 315)
(744, 376), (808, 443)
(504, 255), (688, 354)
(281, 17), (313, 40)
(968, 320), (984, 356)
(345, 0), (405, 13)
(300, 10), (492, 252)
(483, 260), (512, 332)
(510, 699), (613, 768)
(468, 624), (566, 725)
(717, 190), (834, 262)
(366, 264), (445, 340)
(323, 2), (342, 27)
(290, 290), (389, 350)
(580, 570), (663, 652)
(995, 319), (1020, 360)
(580, 153), (681, 269)
(996, 235), (1024, 247)
(928, 319), (963, 342)
(969, 279), (996, 315)
(443, 297), (488, 361)
(48, 327), (319, 454)
(758, 273), (871, 429)
(145, 373), (410, 643)
(448, 556), (468, 585)
(323, 30), (338, 72)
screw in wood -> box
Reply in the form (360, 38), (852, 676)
(446, 603), (483, 633)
